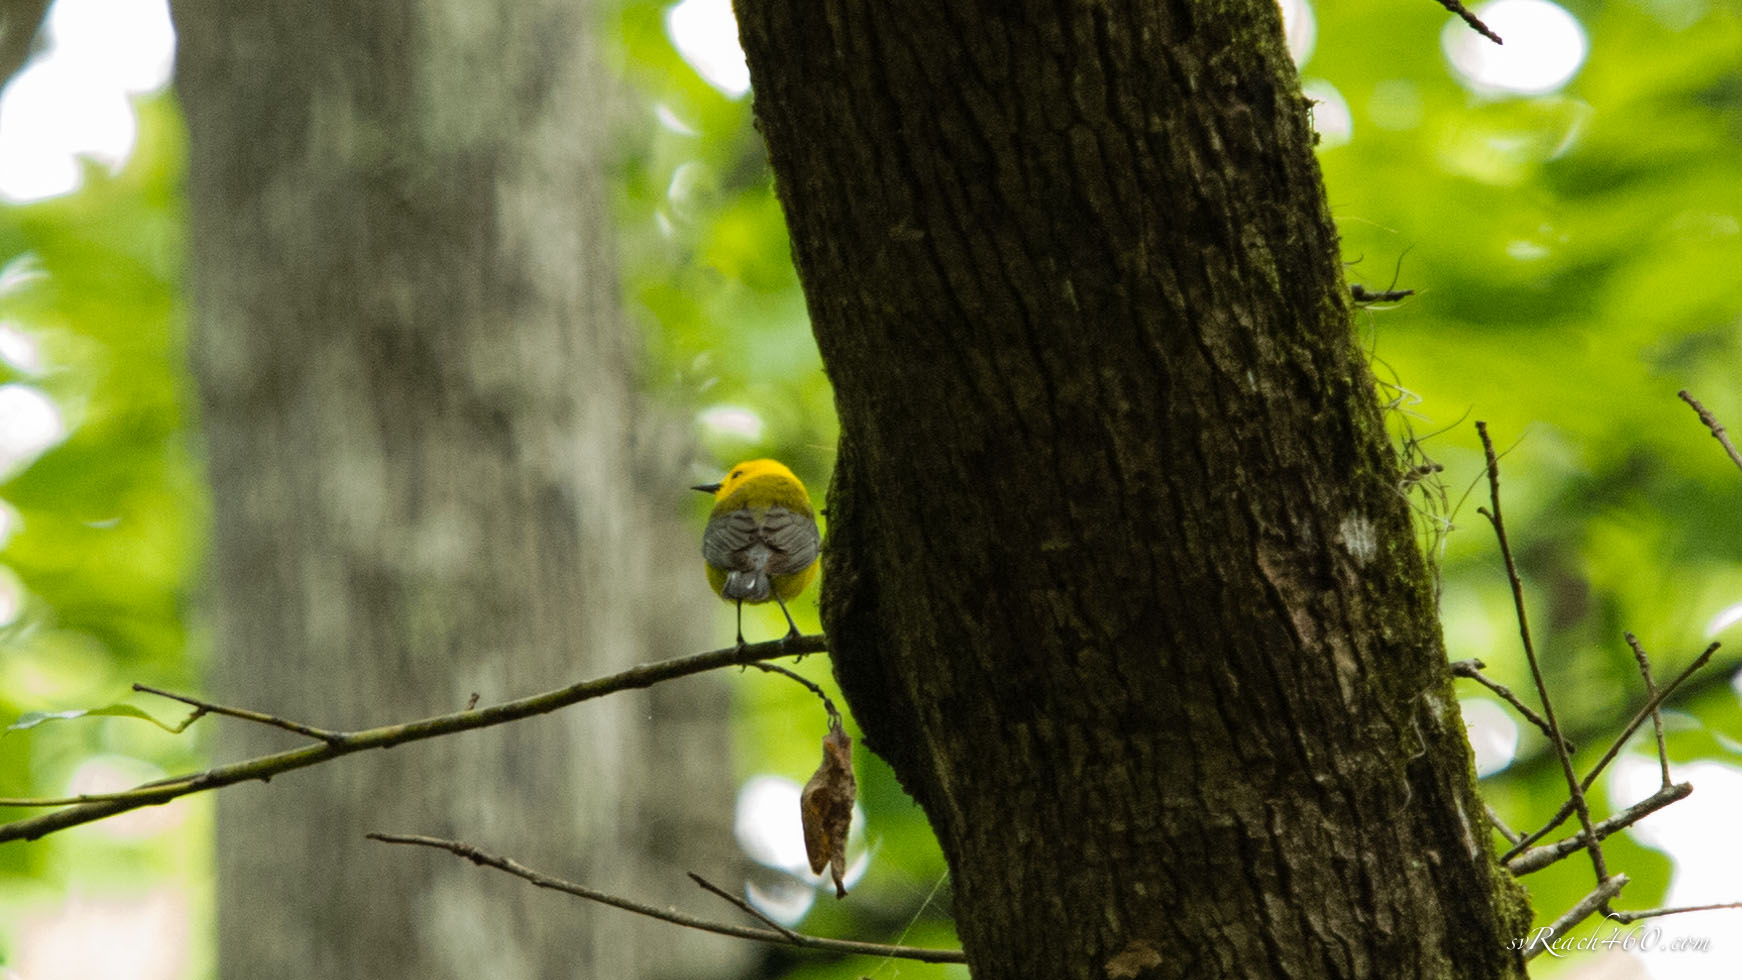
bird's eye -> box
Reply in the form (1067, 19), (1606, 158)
(731, 470), (743, 479)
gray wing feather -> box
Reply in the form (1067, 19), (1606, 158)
(701, 508), (761, 570)
(761, 507), (821, 575)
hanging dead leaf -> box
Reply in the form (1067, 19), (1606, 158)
(800, 720), (856, 898)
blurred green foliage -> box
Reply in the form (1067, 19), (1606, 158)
(0, 90), (201, 839)
(1, 0), (1738, 975)
(0, 90), (209, 972)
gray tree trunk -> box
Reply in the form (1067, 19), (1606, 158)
(176, 1), (746, 976)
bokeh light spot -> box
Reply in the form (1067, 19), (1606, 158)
(1444, 0), (1588, 96)
(666, 0), (751, 98)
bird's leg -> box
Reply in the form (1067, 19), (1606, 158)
(735, 600), (747, 648)
(773, 593), (802, 641)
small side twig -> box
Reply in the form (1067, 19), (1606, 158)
(133, 683), (349, 745)
(746, 660), (842, 729)
(1524, 875), (1629, 961)
(1604, 901), (1742, 924)
(1433, 0), (1504, 44)
(1449, 659), (1575, 753)
(368, 833), (966, 964)
(1679, 389), (1742, 475)
(1623, 633), (1673, 788)
(1351, 284), (1415, 304)
(687, 872), (799, 940)
(1485, 803), (1522, 846)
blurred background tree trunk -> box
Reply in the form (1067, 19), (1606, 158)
(175, 1), (746, 977)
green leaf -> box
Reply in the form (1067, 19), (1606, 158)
(6, 702), (191, 735)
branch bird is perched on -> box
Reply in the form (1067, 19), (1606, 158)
(693, 459), (820, 646)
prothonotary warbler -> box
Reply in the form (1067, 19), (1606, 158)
(692, 459), (821, 646)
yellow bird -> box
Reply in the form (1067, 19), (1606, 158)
(692, 459), (821, 646)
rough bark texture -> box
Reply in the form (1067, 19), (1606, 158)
(735, 1), (1531, 978)
(176, 2), (746, 977)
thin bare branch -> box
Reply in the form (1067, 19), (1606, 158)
(1508, 783), (1692, 875)
(1524, 875), (1629, 961)
(1679, 389), (1742, 475)
(369, 833), (967, 964)
(0, 634), (827, 843)
(1477, 420), (1607, 884)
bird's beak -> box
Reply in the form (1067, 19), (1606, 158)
(691, 482), (722, 495)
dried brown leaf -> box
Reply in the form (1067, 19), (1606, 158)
(800, 721), (856, 898)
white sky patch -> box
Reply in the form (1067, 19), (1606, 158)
(1444, 0), (1588, 96)
(1705, 600), (1742, 638)
(1459, 698), (1519, 776)
(1276, 0), (1317, 68)
(1301, 79), (1352, 149)
(653, 102), (698, 136)
(0, 0), (176, 202)
(0, 562), (22, 628)
(14, 889), (191, 980)
(734, 774), (868, 924)
(0, 322), (44, 374)
(65, 755), (187, 838)
(0, 383), (65, 479)
(1609, 757), (1742, 978)
(666, 0), (750, 99)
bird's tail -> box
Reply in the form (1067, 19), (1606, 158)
(723, 570), (773, 602)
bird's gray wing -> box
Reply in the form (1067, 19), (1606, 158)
(761, 506), (821, 575)
(701, 508), (762, 570)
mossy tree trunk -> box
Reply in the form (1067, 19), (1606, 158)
(176, 1), (746, 977)
(735, 1), (1532, 977)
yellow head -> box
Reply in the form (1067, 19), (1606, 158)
(691, 458), (813, 514)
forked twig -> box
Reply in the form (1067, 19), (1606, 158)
(1508, 782), (1691, 875)
(1, 634), (828, 842)
(688, 872), (799, 940)
(1501, 642), (1716, 862)
(133, 683), (348, 744)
